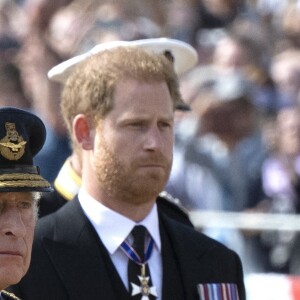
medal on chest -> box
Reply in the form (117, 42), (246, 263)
(130, 264), (157, 299)
(120, 231), (157, 299)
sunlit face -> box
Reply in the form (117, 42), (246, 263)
(91, 79), (174, 204)
(277, 107), (300, 155)
(214, 38), (249, 72)
(0, 192), (36, 290)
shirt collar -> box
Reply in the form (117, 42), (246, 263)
(78, 188), (161, 254)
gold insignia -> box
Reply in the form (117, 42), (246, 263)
(0, 122), (27, 160)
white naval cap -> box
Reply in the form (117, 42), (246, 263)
(47, 37), (198, 83)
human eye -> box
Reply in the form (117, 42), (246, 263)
(17, 200), (32, 209)
(159, 120), (173, 130)
(128, 120), (147, 130)
(130, 122), (142, 127)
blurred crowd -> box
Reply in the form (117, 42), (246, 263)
(2, 0), (300, 276)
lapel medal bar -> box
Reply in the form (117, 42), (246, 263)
(198, 283), (239, 300)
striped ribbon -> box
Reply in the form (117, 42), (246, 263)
(198, 283), (239, 300)
(120, 235), (154, 265)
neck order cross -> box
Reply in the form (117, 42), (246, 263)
(121, 225), (157, 299)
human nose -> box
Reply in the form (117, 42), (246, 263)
(1, 208), (26, 238)
(144, 126), (163, 150)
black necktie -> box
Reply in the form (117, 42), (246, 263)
(128, 225), (157, 299)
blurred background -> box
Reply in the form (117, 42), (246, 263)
(2, 0), (300, 298)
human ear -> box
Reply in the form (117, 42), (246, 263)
(73, 114), (94, 150)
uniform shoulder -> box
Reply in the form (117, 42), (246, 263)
(157, 191), (194, 228)
(158, 191), (189, 213)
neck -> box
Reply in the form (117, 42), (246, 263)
(108, 200), (155, 222)
(69, 152), (82, 176)
(86, 187), (156, 222)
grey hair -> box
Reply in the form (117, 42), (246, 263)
(31, 192), (41, 222)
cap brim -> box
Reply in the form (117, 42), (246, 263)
(48, 38), (198, 83)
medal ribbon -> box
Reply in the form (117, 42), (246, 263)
(120, 233), (154, 266)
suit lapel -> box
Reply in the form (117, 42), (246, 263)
(41, 198), (128, 300)
(159, 213), (207, 299)
(160, 220), (185, 300)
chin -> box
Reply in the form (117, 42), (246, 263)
(0, 268), (25, 288)
(140, 167), (169, 180)
(134, 179), (166, 199)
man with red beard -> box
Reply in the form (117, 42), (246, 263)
(9, 42), (245, 300)
(36, 39), (195, 229)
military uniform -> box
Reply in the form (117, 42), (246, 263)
(0, 107), (52, 300)
(1, 290), (21, 300)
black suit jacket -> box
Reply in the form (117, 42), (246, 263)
(9, 197), (245, 300)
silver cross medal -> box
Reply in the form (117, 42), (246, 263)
(130, 264), (157, 299)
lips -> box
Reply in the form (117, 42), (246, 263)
(136, 157), (169, 168)
(134, 155), (172, 174)
(0, 250), (23, 257)
(140, 164), (165, 168)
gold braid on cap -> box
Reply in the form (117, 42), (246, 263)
(2, 290), (21, 300)
(0, 173), (51, 188)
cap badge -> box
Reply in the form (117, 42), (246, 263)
(0, 122), (27, 160)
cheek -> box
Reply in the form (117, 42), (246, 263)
(24, 222), (35, 266)
(164, 133), (174, 153)
(113, 135), (137, 156)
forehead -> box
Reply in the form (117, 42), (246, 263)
(112, 78), (174, 112)
(0, 192), (33, 201)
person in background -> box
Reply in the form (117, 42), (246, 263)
(261, 104), (300, 273)
(0, 107), (52, 299)
(8, 41), (245, 300)
(0, 62), (31, 109)
(165, 70), (270, 274)
(270, 48), (300, 109)
(16, 0), (73, 183)
(167, 71), (267, 212)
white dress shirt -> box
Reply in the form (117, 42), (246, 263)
(78, 188), (163, 299)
